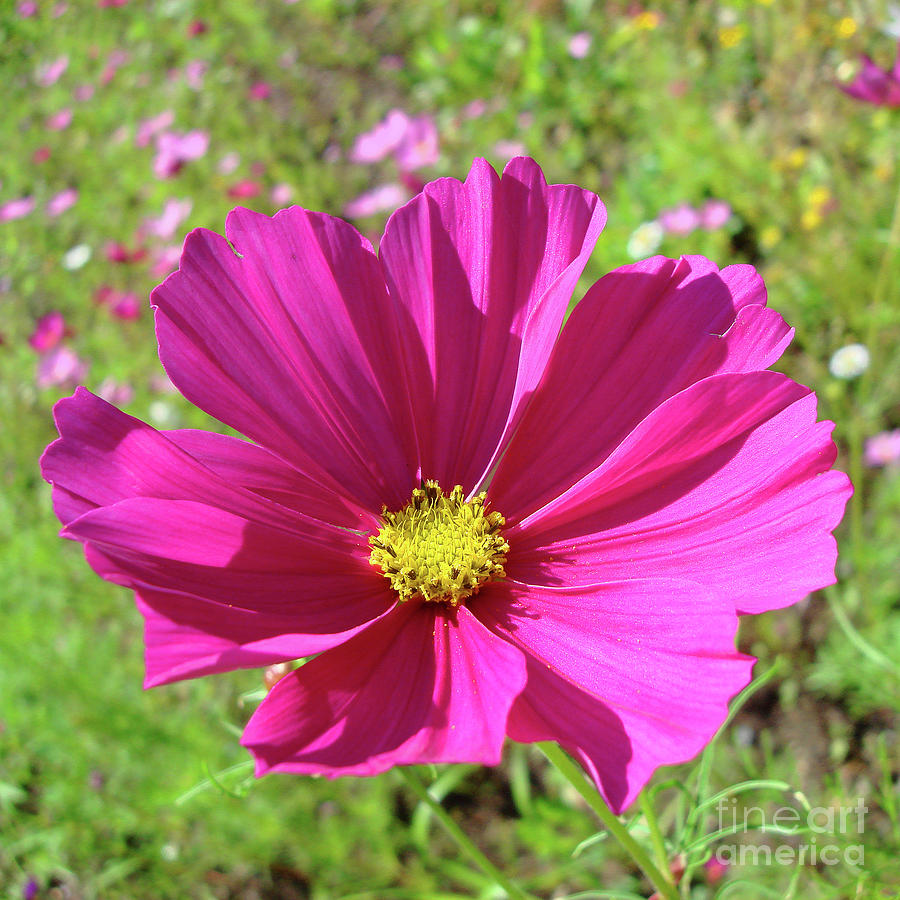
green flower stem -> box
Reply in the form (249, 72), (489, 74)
(539, 743), (679, 900)
(396, 767), (536, 900)
(639, 790), (672, 886)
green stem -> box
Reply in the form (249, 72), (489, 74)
(639, 790), (672, 887)
(396, 767), (535, 900)
(539, 743), (679, 900)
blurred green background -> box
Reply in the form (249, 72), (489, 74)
(1, 1), (899, 897)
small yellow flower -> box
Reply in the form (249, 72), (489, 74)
(808, 186), (831, 209)
(801, 209), (823, 231)
(835, 17), (857, 39)
(760, 225), (782, 250)
(787, 148), (807, 170)
(719, 24), (746, 48)
(634, 11), (661, 30)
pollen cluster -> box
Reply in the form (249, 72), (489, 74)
(369, 481), (508, 606)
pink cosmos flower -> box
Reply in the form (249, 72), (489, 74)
(143, 198), (192, 240)
(218, 152), (241, 175)
(150, 244), (182, 278)
(183, 60), (208, 90)
(350, 109), (411, 164)
(42, 158), (850, 813)
(36, 55), (69, 87)
(153, 130), (209, 179)
(700, 199), (732, 230)
(394, 115), (440, 171)
(249, 81), (272, 100)
(136, 110), (175, 147)
(46, 108), (73, 131)
(37, 345), (87, 388)
(270, 183), (294, 206)
(840, 41), (900, 106)
(658, 202), (702, 235)
(29, 311), (67, 352)
(47, 188), (78, 217)
(568, 32), (593, 59)
(343, 183), (409, 218)
(228, 180), (262, 199)
(0, 196), (35, 222)
(109, 291), (142, 320)
(864, 429), (900, 466)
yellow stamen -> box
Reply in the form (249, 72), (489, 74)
(369, 481), (508, 606)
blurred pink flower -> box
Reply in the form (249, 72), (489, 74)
(37, 345), (87, 388)
(99, 0), (128, 7)
(462, 99), (488, 119)
(864, 429), (900, 466)
(151, 244), (182, 278)
(95, 379), (133, 407)
(110, 292), (142, 320)
(153, 130), (209, 179)
(343, 183), (409, 217)
(73, 83), (95, 102)
(46, 108), (73, 131)
(249, 81), (272, 100)
(187, 19), (208, 36)
(699, 199), (732, 230)
(184, 60), (208, 90)
(47, 188), (78, 217)
(52, 1), (67, 15)
(96, 377), (135, 406)
(568, 32), (593, 59)
(350, 109), (411, 164)
(0, 196), (35, 222)
(136, 110), (175, 147)
(144, 198), (192, 240)
(228, 180), (262, 199)
(493, 140), (527, 162)
(99, 48), (129, 85)
(395, 115), (440, 171)
(36, 55), (69, 87)
(17, 1), (37, 16)
(218, 152), (241, 175)
(271, 183), (294, 206)
(104, 241), (146, 264)
(33, 146), (51, 164)
(841, 42), (900, 106)
(658, 203), (702, 235)
(29, 312), (67, 352)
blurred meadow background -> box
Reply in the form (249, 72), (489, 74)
(2, 0), (900, 897)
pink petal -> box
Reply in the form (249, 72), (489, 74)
(242, 601), (528, 776)
(41, 388), (365, 532)
(379, 156), (606, 491)
(490, 256), (793, 521)
(474, 578), (753, 813)
(509, 384), (851, 615)
(152, 207), (421, 515)
(66, 498), (383, 619)
(136, 586), (397, 688)
(164, 429), (376, 530)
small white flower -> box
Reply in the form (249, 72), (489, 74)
(62, 243), (91, 270)
(148, 400), (175, 426)
(626, 221), (663, 260)
(829, 343), (870, 379)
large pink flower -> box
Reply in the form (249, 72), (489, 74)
(42, 158), (850, 812)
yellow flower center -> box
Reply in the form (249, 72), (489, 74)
(369, 481), (508, 606)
